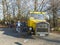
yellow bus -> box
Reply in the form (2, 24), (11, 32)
(27, 11), (50, 36)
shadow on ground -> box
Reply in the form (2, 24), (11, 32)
(0, 28), (35, 39)
(39, 37), (60, 43)
(0, 28), (21, 38)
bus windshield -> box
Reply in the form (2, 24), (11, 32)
(30, 14), (45, 20)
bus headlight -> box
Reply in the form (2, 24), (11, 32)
(29, 27), (32, 30)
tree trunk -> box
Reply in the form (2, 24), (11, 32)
(34, 0), (37, 11)
(52, 6), (57, 27)
(2, 0), (6, 21)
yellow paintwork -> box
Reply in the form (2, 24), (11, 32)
(27, 11), (46, 33)
(27, 17), (46, 30)
(30, 11), (46, 14)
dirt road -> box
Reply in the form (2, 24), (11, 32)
(0, 28), (60, 45)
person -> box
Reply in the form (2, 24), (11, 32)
(21, 21), (27, 32)
(21, 20), (28, 36)
(16, 20), (21, 33)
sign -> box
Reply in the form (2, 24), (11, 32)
(30, 11), (46, 14)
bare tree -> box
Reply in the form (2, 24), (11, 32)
(16, 0), (22, 20)
(49, 0), (60, 27)
(2, 0), (6, 21)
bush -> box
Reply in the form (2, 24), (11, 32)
(54, 27), (60, 31)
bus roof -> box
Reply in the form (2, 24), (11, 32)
(30, 11), (46, 14)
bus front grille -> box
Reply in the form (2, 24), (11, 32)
(36, 28), (48, 32)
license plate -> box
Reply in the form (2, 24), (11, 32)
(40, 34), (45, 36)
